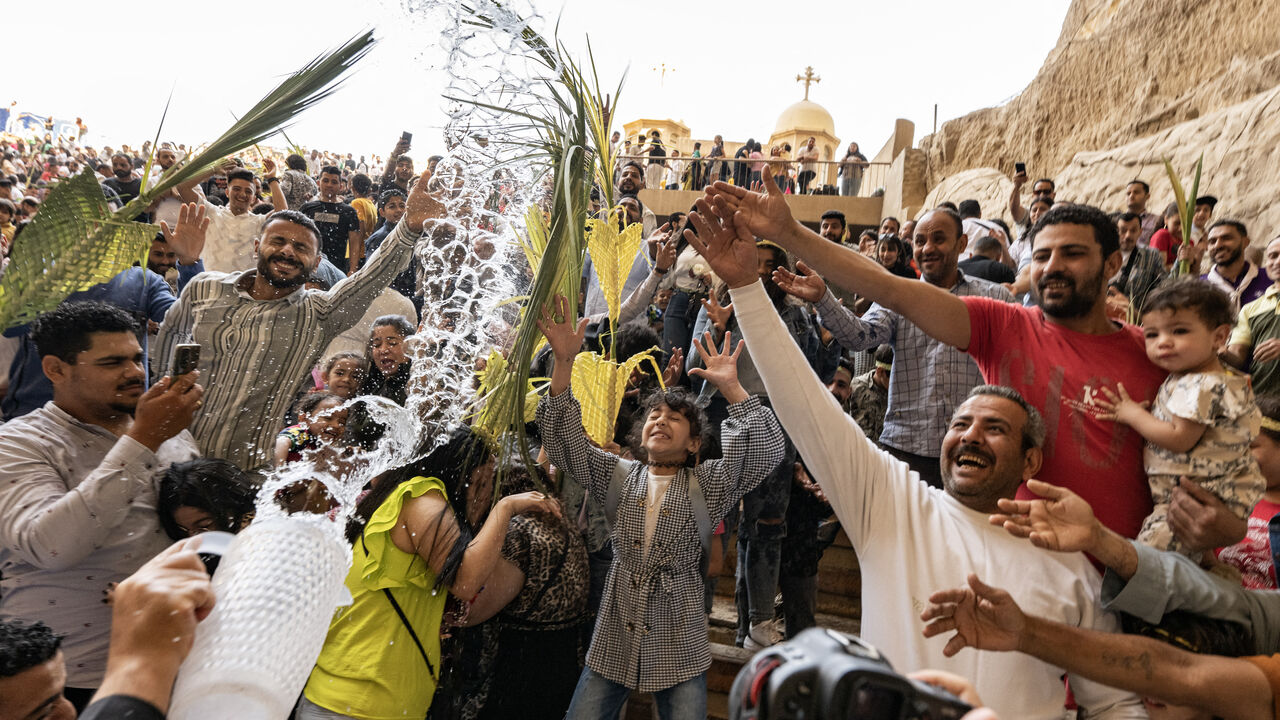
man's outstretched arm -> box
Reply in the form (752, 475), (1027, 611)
(702, 165), (971, 350)
(922, 575), (1275, 720)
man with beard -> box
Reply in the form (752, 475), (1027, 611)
(0, 302), (202, 710)
(1224, 235), (1280, 397)
(1201, 219), (1269, 311)
(103, 153), (144, 219)
(696, 167), (1245, 551)
(581, 163), (658, 318)
(1123, 180), (1164, 247)
(154, 169), (445, 471)
(773, 208), (1011, 488)
(177, 161), (286, 274)
(1109, 211), (1167, 313)
(299, 166), (362, 272)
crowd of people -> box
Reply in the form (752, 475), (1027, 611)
(611, 128), (870, 196)
(2, 119), (1280, 720)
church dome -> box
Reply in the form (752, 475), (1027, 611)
(773, 99), (835, 136)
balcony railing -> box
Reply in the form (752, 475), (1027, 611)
(615, 154), (890, 198)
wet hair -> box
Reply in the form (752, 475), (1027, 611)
(820, 209), (846, 229)
(351, 173), (372, 195)
(957, 199), (981, 219)
(285, 154), (307, 171)
(226, 168), (255, 185)
(370, 314), (415, 339)
(1258, 395), (1280, 443)
(323, 350), (368, 376)
(1127, 179), (1150, 194)
(157, 458), (258, 540)
(873, 343), (893, 366)
(1139, 277), (1234, 330)
(292, 390), (342, 418)
(32, 301), (138, 363)
(263, 209), (321, 245)
(0, 620), (61, 677)
(347, 427), (494, 590)
(626, 386), (708, 467)
(378, 188), (407, 211)
(1208, 219), (1248, 238)
(962, 385), (1046, 451)
(1028, 203), (1120, 259)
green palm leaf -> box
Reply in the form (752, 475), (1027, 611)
(0, 30), (376, 330)
(0, 170), (157, 328)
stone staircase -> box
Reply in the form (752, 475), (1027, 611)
(622, 526), (861, 719)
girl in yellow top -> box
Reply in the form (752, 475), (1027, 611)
(298, 428), (560, 720)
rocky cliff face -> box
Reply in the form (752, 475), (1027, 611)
(918, 0), (1280, 188)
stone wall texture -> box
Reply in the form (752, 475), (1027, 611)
(918, 0), (1280, 211)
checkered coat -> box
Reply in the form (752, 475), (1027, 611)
(537, 390), (784, 692)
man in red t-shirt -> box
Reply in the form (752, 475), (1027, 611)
(696, 167), (1245, 549)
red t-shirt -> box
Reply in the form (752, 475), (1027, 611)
(1216, 498), (1280, 589)
(1149, 228), (1178, 266)
(964, 297), (1168, 539)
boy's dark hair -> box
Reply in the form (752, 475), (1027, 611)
(0, 620), (62, 677)
(936, 201), (958, 212)
(378, 188), (407, 211)
(320, 165), (341, 177)
(351, 173), (372, 195)
(622, 160), (644, 175)
(1139, 277), (1234, 329)
(627, 386), (707, 467)
(873, 343), (894, 366)
(251, 202), (276, 215)
(1029, 203), (1120, 259)
(1127, 179), (1150, 194)
(292, 390), (342, 418)
(285, 153), (308, 171)
(957, 199), (981, 219)
(1118, 211), (1142, 224)
(157, 458), (259, 540)
(32, 301), (138, 363)
(226, 168), (255, 185)
(613, 321), (661, 363)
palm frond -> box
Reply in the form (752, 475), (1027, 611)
(0, 170), (156, 328)
(570, 349), (661, 446)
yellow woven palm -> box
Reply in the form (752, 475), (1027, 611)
(472, 349), (543, 438)
(571, 350), (662, 446)
(585, 216), (645, 322)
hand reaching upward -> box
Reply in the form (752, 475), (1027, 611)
(404, 168), (448, 230)
(705, 164), (798, 247)
(684, 196), (758, 289)
(772, 260), (826, 303)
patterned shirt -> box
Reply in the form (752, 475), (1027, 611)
(816, 272), (1013, 456)
(847, 370), (889, 441)
(153, 220), (420, 470)
(1230, 285), (1280, 396)
(536, 390), (783, 692)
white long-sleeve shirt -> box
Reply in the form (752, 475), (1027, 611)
(0, 402), (198, 687)
(730, 280), (1147, 720)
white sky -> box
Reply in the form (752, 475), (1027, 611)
(7, 0), (1070, 162)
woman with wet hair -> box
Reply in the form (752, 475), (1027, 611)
(157, 458), (257, 539)
(297, 427), (559, 720)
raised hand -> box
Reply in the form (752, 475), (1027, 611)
(772, 259), (826, 303)
(705, 163), (797, 246)
(662, 347), (684, 387)
(701, 294), (734, 332)
(261, 158), (278, 181)
(652, 223), (678, 273)
(921, 574), (1026, 657)
(1093, 382), (1148, 424)
(159, 202), (209, 266)
(991, 479), (1101, 554)
(404, 168), (447, 230)
(535, 294), (589, 362)
(685, 196), (758, 289)
(688, 330), (747, 404)
(128, 372), (204, 452)
(500, 490), (563, 519)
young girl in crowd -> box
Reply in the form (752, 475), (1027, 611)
(157, 458), (258, 539)
(1097, 278), (1263, 558)
(319, 351), (367, 400)
(1216, 394), (1280, 588)
(536, 294), (784, 720)
(274, 392), (348, 466)
(361, 314), (415, 405)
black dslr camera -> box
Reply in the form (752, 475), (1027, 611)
(729, 628), (973, 720)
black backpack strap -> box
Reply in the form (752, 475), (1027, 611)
(361, 533), (437, 680)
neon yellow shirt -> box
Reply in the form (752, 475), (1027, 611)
(303, 476), (448, 719)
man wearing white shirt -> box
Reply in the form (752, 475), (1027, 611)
(682, 197), (1147, 720)
(794, 137), (820, 194)
(176, 161), (286, 273)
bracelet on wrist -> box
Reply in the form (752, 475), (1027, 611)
(655, 266), (669, 275)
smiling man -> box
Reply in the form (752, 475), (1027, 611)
(1201, 219), (1269, 311)
(0, 302), (201, 709)
(177, 162), (286, 273)
(154, 171), (445, 471)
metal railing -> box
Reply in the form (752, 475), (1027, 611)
(615, 154), (890, 198)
